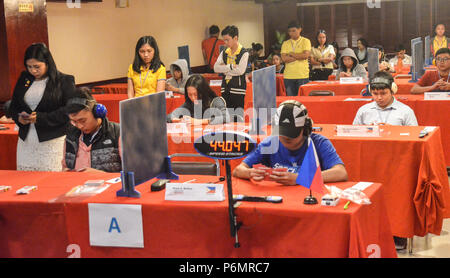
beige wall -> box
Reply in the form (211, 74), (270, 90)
(46, 0), (264, 84)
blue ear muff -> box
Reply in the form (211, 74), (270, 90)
(93, 103), (107, 118)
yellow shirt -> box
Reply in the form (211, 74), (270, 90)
(433, 37), (448, 55)
(127, 64), (166, 97)
(224, 43), (244, 83)
(281, 36), (311, 79)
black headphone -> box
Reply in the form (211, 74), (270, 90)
(369, 77), (398, 94)
(66, 98), (107, 118)
(278, 100), (313, 137)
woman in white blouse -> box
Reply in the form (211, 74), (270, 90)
(8, 43), (76, 171)
(310, 30), (335, 80)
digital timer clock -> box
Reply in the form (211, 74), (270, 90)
(194, 131), (257, 160)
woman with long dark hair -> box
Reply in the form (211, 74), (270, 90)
(127, 36), (166, 98)
(167, 74), (230, 125)
(8, 43), (76, 171)
(356, 38), (369, 65)
(310, 30), (335, 80)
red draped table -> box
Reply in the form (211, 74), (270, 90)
(0, 170), (396, 258)
(166, 123), (450, 238)
(299, 78), (416, 96)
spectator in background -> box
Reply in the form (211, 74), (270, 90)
(214, 25), (249, 111)
(202, 25), (225, 73)
(166, 59), (190, 95)
(127, 36), (166, 98)
(356, 38), (369, 65)
(336, 48), (368, 81)
(269, 53), (285, 74)
(431, 23), (449, 61)
(0, 100), (14, 124)
(281, 21), (312, 96)
(331, 41), (340, 69)
(8, 43), (76, 171)
(389, 44), (412, 72)
(372, 45), (394, 73)
(248, 43), (267, 71)
(411, 47), (450, 93)
(310, 30), (335, 80)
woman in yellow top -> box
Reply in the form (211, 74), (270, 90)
(431, 23), (449, 64)
(310, 30), (335, 80)
(127, 36), (166, 98)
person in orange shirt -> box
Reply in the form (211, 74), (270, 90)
(202, 25), (225, 73)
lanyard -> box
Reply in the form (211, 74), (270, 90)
(376, 106), (393, 124)
(290, 37), (303, 52)
(436, 71), (450, 82)
(140, 68), (150, 88)
(435, 37), (446, 49)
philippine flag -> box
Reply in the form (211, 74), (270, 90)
(296, 137), (326, 194)
(206, 186), (216, 194)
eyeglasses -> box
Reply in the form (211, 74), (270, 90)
(436, 57), (450, 63)
(70, 118), (87, 127)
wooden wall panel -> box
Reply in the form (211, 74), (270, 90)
(0, 1), (9, 101)
(0, 0), (49, 102)
(263, 0), (450, 56)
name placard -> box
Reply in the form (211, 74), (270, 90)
(88, 203), (144, 248)
(167, 123), (189, 134)
(343, 97), (372, 102)
(336, 125), (380, 137)
(209, 80), (222, 86)
(339, 77), (364, 84)
(165, 91), (174, 98)
(165, 183), (225, 201)
(424, 92), (450, 100)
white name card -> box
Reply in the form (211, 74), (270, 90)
(167, 123), (189, 134)
(165, 91), (174, 98)
(343, 97), (372, 102)
(336, 125), (380, 137)
(165, 183), (225, 201)
(339, 77), (364, 84)
(209, 80), (222, 86)
(424, 92), (450, 100)
(88, 203), (144, 248)
(352, 182), (374, 191)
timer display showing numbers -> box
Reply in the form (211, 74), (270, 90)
(194, 131), (257, 160)
(209, 140), (249, 152)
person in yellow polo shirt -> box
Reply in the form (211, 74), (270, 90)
(281, 21), (311, 96)
(127, 36), (166, 98)
(431, 23), (449, 65)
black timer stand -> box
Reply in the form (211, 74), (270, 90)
(225, 160), (242, 248)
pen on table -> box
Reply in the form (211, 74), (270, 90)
(344, 201), (351, 210)
(183, 179), (197, 184)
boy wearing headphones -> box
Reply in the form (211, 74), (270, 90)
(353, 71), (418, 126)
(62, 87), (122, 173)
(411, 47), (450, 93)
(233, 101), (348, 185)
